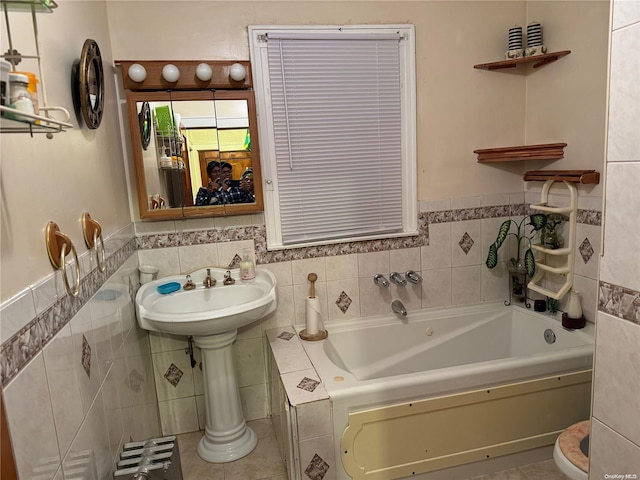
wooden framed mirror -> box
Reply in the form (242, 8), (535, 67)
(118, 60), (263, 220)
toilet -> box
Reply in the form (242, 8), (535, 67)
(553, 420), (590, 480)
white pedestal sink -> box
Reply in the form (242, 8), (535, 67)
(135, 267), (277, 462)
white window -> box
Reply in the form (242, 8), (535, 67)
(249, 25), (417, 249)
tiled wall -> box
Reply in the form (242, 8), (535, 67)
(0, 225), (161, 479)
(134, 192), (602, 435)
(0, 193), (604, 476)
(590, 1), (640, 475)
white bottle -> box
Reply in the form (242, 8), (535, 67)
(240, 251), (255, 281)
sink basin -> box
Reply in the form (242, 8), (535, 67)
(135, 267), (277, 336)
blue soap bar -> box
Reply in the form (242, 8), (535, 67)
(156, 282), (181, 295)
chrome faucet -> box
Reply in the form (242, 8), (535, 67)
(373, 274), (390, 288)
(392, 300), (407, 316)
(405, 270), (423, 284)
(390, 272), (407, 287)
(203, 268), (216, 288)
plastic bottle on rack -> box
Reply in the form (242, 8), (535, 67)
(8, 73), (35, 119)
(15, 71), (39, 116)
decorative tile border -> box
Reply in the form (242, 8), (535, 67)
(0, 238), (137, 387)
(598, 281), (640, 325)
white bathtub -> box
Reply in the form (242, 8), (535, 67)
(298, 302), (594, 479)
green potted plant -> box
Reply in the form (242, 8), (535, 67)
(486, 214), (547, 300)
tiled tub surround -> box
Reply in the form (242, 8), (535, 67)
(0, 224), (161, 479)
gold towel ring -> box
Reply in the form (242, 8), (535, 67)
(81, 212), (106, 272)
(45, 222), (80, 297)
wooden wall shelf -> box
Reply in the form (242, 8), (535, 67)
(474, 50), (571, 71)
(523, 169), (600, 185)
(475, 143), (567, 163)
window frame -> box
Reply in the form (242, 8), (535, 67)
(249, 24), (417, 250)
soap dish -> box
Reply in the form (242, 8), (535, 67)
(156, 282), (181, 295)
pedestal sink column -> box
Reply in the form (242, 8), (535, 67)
(192, 330), (257, 462)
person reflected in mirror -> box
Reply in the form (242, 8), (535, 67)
(195, 160), (223, 205)
(195, 161), (254, 205)
(239, 167), (255, 203)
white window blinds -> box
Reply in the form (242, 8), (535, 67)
(266, 32), (404, 245)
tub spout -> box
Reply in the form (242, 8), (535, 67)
(392, 300), (407, 316)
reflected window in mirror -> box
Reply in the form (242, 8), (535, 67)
(118, 61), (263, 221)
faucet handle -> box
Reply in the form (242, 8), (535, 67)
(183, 275), (196, 290)
(390, 272), (407, 287)
(405, 270), (423, 284)
(373, 274), (390, 288)
(223, 270), (236, 285)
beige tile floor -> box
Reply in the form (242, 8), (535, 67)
(177, 419), (569, 480)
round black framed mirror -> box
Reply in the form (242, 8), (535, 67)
(76, 39), (104, 129)
(138, 101), (151, 150)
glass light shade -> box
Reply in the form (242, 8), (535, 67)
(229, 63), (246, 82)
(128, 63), (147, 82)
(195, 63), (213, 81)
(162, 64), (180, 83)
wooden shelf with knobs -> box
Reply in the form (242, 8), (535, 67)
(524, 169), (600, 185)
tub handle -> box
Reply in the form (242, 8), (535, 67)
(390, 272), (407, 287)
(406, 270), (423, 284)
(373, 274), (390, 288)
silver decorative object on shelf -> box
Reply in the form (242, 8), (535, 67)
(506, 25), (524, 59)
(525, 22), (547, 56)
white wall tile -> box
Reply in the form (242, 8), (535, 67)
(481, 193), (510, 206)
(149, 331), (187, 353)
(390, 281), (422, 312)
(419, 198), (450, 212)
(389, 247), (421, 273)
(296, 400), (332, 440)
(31, 274), (63, 316)
(63, 392), (111, 480)
(325, 254), (358, 281)
(421, 268), (452, 309)
(358, 276), (393, 318)
(421, 223), (451, 270)
(217, 239), (254, 268)
(261, 285), (295, 329)
(451, 266), (481, 305)
(138, 247), (181, 278)
(593, 313), (640, 446)
(178, 243), (219, 272)
(599, 163), (640, 291)
(574, 223), (601, 280)
(240, 383), (268, 421)
(590, 418), (640, 478)
(613, 0), (640, 30)
(292, 257), (327, 285)
(4, 353), (61, 480)
(69, 304), (101, 415)
(298, 434), (336, 480)
(481, 261), (509, 303)
(135, 220), (176, 235)
(357, 251), (390, 278)
(175, 217), (215, 232)
(42, 324), (85, 457)
(235, 337), (266, 388)
(159, 397), (199, 435)
(260, 261), (293, 286)
(608, 23), (640, 162)
(451, 195), (481, 209)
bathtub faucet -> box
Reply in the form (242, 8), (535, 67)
(405, 270), (423, 284)
(373, 274), (390, 288)
(392, 300), (407, 316)
(390, 272), (407, 287)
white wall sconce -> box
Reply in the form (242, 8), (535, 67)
(162, 64), (180, 83)
(229, 63), (246, 82)
(195, 63), (213, 81)
(128, 63), (147, 82)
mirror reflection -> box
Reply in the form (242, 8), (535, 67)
(126, 89), (263, 220)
